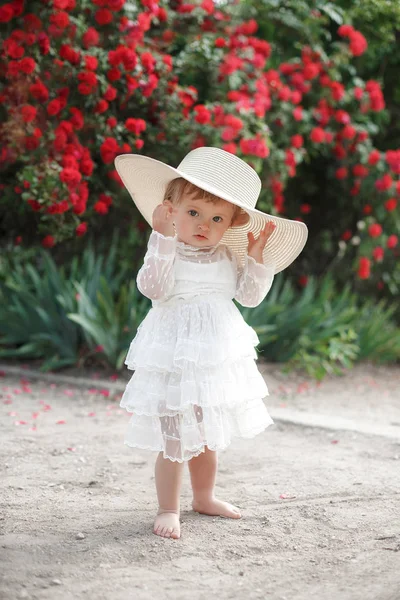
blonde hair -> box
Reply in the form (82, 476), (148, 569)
(163, 177), (247, 226)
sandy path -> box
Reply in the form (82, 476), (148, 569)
(1, 364), (400, 600)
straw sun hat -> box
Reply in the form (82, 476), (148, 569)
(114, 146), (308, 274)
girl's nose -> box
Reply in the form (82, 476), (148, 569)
(198, 222), (210, 232)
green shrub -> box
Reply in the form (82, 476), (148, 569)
(239, 274), (400, 379)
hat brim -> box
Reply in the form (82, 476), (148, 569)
(115, 154), (308, 274)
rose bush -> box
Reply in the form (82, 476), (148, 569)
(0, 0), (399, 299)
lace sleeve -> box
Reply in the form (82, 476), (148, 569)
(234, 252), (275, 308)
(136, 230), (177, 301)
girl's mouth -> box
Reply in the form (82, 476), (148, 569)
(195, 234), (207, 240)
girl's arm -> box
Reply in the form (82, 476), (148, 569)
(136, 230), (177, 300)
(233, 251), (275, 308)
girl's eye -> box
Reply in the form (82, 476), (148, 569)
(213, 216), (222, 223)
(188, 210), (198, 217)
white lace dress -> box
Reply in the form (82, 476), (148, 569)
(120, 230), (276, 462)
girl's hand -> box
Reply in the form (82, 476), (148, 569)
(247, 221), (276, 264)
(152, 201), (176, 237)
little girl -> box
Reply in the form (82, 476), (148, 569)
(115, 147), (307, 540)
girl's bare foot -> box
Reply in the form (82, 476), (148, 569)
(192, 497), (241, 519)
(153, 510), (180, 539)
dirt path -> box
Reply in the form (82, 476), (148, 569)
(1, 364), (400, 600)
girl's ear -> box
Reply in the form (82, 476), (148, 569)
(162, 199), (175, 215)
(231, 210), (250, 227)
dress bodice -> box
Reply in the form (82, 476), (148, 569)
(136, 230), (276, 309)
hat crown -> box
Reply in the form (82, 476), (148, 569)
(177, 147), (261, 209)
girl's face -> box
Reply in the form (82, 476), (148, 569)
(167, 191), (236, 247)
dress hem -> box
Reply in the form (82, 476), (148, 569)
(123, 420), (274, 463)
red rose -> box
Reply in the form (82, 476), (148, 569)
(298, 275), (309, 287)
(95, 9), (113, 25)
(385, 198), (397, 212)
(80, 158), (94, 176)
(338, 25), (355, 37)
(362, 205), (372, 215)
(300, 204), (311, 214)
(366, 80), (385, 111)
(335, 167), (348, 180)
(194, 105), (211, 125)
(94, 200), (109, 214)
(385, 150), (400, 174)
(141, 52), (156, 73)
(94, 99), (109, 113)
(278, 86), (291, 101)
(357, 131), (368, 142)
(335, 110), (350, 124)
(342, 124), (356, 139)
(60, 44), (80, 64)
(82, 27), (99, 48)
(69, 107), (84, 129)
(54, 0), (70, 8)
(358, 257), (371, 279)
(224, 115), (243, 130)
(368, 223), (382, 238)
(240, 137), (269, 158)
(60, 168), (82, 186)
(310, 127), (325, 143)
(368, 150), (380, 165)
(50, 11), (70, 29)
(29, 81), (49, 102)
(387, 235), (398, 249)
(0, 4), (14, 22)
(100, 137), (119, 164)
(330, 81), (345, 101)
(333, 145), (346, 159)
(42, 235), (56, 248)
(375, 174), (393, 192)
(221, 127), (237, 142)
(352, 164), (368, 178)
(21, 105), (37, 123)
(349, 32), (368, 57)
(27, 199), (41, 211)
(341, 230), (352, 241)
(76, 223), (88, 236)
(292, 107), (303, 121)
(85, 56), (98, 71)
(24, 136), (40, 150)
(354, 87), (364, 100)
(47, 99), (62, 116)
(372, 247), (384, 262)
(19, 57), (36, 74)
(290, 134), (303, 149)
(99, 193), (112, 207)
(125, 118), (146, 135)
(107, 68), (121, 82)
(178, 4), (195, 13)
(104, 85), (117, 102)
(222, 143), (237, 154)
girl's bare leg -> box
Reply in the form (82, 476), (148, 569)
(153, 452), (183, 539)
(189, 447), (241, 518)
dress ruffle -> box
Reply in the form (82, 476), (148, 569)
(123, 398), (273, 462)
(120, 357), (268, 415)
(125, 295), (260, 372)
